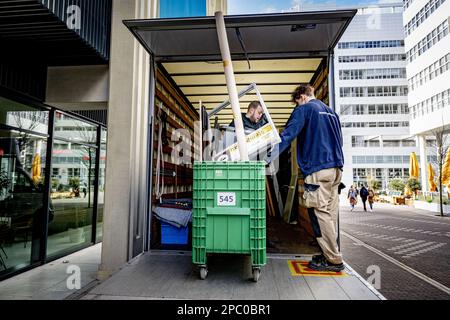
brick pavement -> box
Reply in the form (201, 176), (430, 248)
(339, 202), (450, 299)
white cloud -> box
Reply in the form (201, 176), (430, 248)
(283, 0), (339, 12)
(262, 6), (278, 13)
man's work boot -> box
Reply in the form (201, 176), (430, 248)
(308, 258), (345, 272)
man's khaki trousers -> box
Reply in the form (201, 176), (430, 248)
(304, 167), (343, 265)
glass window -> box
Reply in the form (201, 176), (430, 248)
(402, 140), (416, 147)
(0, 129), (48, 273)
(0, 96), (49, 135)
(383, 140), (400, 147)
(54, 112), (97, 146)
(47, 139), (97, 257)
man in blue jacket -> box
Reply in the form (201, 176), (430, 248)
(267, 85), (345, 272)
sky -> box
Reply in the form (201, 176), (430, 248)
(228, 0), (401, 15)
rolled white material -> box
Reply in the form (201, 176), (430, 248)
(215, 11), (249, 161)
(198, 100), (203, 162)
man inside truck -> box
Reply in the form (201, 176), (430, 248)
(219, 100), (269, 160)
(228, 101), (268, 131)
(266, 85), (345, 272)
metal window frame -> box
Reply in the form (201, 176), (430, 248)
(0, 85), (106, 278)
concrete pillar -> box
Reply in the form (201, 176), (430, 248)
(98, 0), (157, 280)
(207, 0), (227, 15)
(418, 135), (428, 192)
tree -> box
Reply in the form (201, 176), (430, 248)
(367, 178), (381, 191)
(389, 179), (405, 192)
(76, 123), (97, 208)
(428, 125), (449, 216)
(406, 178), (421, 195)
(51, 178), (58, 188)
(69, 177), (80, 189)
(12, 111), (43, 152)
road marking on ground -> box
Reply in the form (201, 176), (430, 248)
(373, 235), (390, 239)
(348, 230), (407, 242)
(346, 222), (445, 237)
(386, 236), (406, 241)
(387, 217), (450, 226)
(342, 231), (450, 296)
(404, 243), (446, 258)
(388, 240), (425, 251)
(395, 242), (437, 255)
(347, 230), (447, 257)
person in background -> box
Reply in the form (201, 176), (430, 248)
(348, 185), (358, 211)
(360, 185), (369, 212)
(368, 188), (375, 212)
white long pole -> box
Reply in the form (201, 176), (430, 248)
(215, 11), (249, 161)
(199, 100), (203, 162)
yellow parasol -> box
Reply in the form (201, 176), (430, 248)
(404, 185), (413, 197)
(442, 148), (450, 187)
(409, 152), (419, 179)
(31, 154), (41, 184)
(427, 163), (437, 192)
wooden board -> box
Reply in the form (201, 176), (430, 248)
(266, 178), (276, 217)
(283, 139), (298, 223)
(298, 178), (315, 238)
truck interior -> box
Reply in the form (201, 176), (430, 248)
(123, 10), (356, 254)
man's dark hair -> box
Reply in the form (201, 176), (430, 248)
(247, 101), (261, 111)
(291, 85), (315, 103)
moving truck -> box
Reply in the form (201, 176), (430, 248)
(115, 10), (385, 299)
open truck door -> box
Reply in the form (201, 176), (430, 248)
(123, 9), (355, 256)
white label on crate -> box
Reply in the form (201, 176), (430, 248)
(217, 192), (236, 206)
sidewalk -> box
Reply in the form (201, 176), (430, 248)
(0, 244), (101, 300)
(0, 243), (383, 300)
(338, 194), (450, 218)
(80, 251), (383, 300)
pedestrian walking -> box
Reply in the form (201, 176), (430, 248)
(368, 188), (375, 212)
(348, 185), (358, 211)
(360, 185), (369, 211)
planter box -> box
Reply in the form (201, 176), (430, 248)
(414, 201), (450, 214)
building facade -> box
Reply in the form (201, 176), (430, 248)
(403, 0), (450, 191)
(334, 3), (419, 190)
(0, 0), (110, 279)
(0, 0), (227, 280)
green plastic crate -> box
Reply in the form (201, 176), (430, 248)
(192, 161), (266, 267)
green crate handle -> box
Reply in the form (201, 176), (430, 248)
(206, 207), (250, 216)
